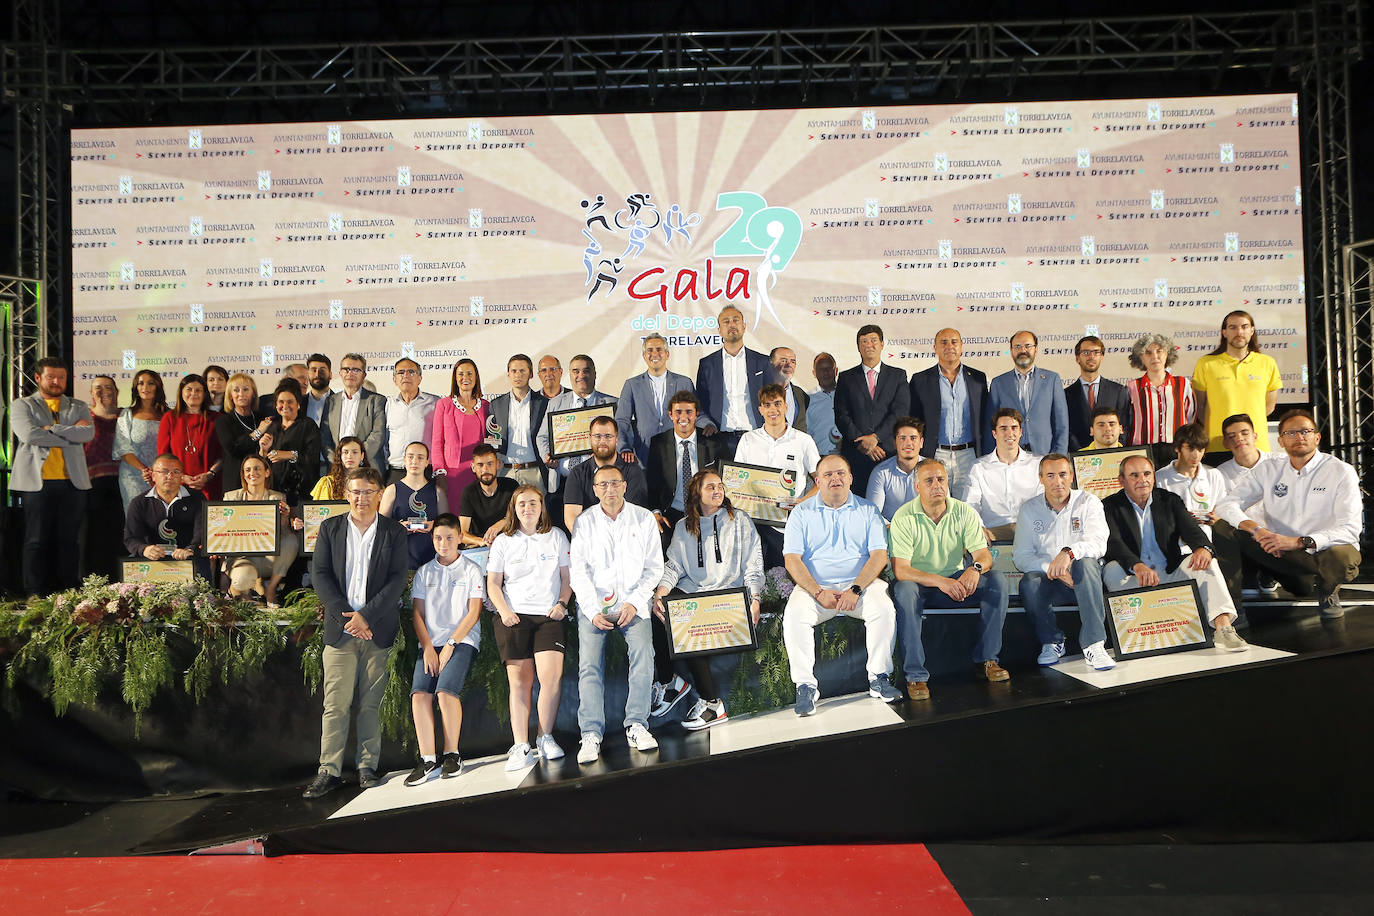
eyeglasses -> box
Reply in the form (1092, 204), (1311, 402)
(1279, 428), (1317, 439)
(589, 433), (617, 441)
(347, 489), (379, 499)
(151, 468), (183, 477)
(592, 480), (626, 491)
(1077, 349), (1104, 357)
(340, 366), (364, 374)
(394, 368), (419, 376)
(1012, 343), (1036, 351)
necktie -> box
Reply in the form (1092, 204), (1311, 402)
(866, 368), (877, 398)
(1087, 382), (1097, 410)
(680, 440), (692, 500)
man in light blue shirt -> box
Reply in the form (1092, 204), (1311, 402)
(782, 454), (899, 715)
(805, 352), (841, 457)
(866, 417), (924, 523)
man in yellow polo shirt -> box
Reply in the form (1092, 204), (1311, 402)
(1191, 310), (1281, 453)
(888, 458), (1009, 700)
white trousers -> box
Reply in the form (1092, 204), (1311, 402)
(783, 579), (896, 689)
(1102, 560), (1237, 624)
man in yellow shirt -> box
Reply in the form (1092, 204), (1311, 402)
(1191, 310), (1281, 453)
(8, 357), (94, 595)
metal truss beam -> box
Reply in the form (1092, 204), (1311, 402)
(1343, 240), (1374, 483)
(20, 10), (1358, 110)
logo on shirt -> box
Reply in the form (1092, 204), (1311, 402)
(1071, 516), (1082, 532)
(1273, 483), (1289, 498)
(1032, 520), (1045, 533)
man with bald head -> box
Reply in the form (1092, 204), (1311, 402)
(906, 328), (988, 499)
(769, 346), (809, 433)
(695, 304), (772, 452)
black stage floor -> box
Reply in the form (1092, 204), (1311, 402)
(0, 597), (1344, 857)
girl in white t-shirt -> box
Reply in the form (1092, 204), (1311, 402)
(487, 485), (573, 771)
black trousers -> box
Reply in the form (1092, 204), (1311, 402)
(650, 604), (721, 701)
(21, 480), (87, 596)
(81, 475), (124, 582)
(1212, 519), (1361, 608)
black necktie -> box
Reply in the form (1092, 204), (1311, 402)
(680, 440), (692, 500)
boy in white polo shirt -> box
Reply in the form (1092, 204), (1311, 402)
(405, 513), (484, 786)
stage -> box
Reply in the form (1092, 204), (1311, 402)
(58, 590), (1367, 857)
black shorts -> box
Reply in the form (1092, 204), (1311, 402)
(493, 613), (567, 661)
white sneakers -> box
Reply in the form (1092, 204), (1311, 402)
(536, 733), (565, 760)
(626, 723), (659, 752)
(504, 742), (538, 771)
(577, 732), (601, 764)
(1214, 625), (1250, 652)
(1082, 641), (1117, 671)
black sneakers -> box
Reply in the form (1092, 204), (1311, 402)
(302, 771), (341, 799)
(404, 759), (437, 787)
(440, 752), (463, 778)
(358, 767), (381, 789)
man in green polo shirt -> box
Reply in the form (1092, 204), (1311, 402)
(1191, 310), (1281, 454)
(889, 459), (1009, 700)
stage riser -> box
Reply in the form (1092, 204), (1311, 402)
(265, 647), (1374, 853)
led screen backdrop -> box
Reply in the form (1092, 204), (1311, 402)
(70, 94), (1306, 398)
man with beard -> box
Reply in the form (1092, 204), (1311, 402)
(303, 354), (334, 474)
(695, 304), (771, 453)
(986, 330), (1068, 457)
(562, 415), (649, 532)
(1191, 310), (1282, 455)
(459, 445), (518, 546)
(1065, 335), (1131, 452)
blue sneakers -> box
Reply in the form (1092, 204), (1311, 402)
(868, 674), (901, 703)
(1037, 640), (1066, 666)
(794, 684), (818, 717)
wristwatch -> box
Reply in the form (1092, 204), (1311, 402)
(1059, 548), (1075, 560)
(1300, 536), (1316, 550)
(972, 561), (987, 573)
(849, 584), (863, 596)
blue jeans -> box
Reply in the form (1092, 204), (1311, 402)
(577, 613), (654, 737)
(892, 571), (1007, 682)
(1018, 559), (1107, 649)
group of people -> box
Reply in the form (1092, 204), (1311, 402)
(8, 305), (1362, 799)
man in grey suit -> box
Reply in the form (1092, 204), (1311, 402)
(487, 353), (548, 490)
(536, 354), (615, 494)
(985, 330), (1069, 457)
(320, 353), (387, 473)
(770, 346), (810, 433)
(303, 466), (410, 799)
(9, 357), (94, 595)
(616, 333), (699, 466)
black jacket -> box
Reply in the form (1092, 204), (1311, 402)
(1102, 487), (1211, 575)
(311, 513), (410, 649)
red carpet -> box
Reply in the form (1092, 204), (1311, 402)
(0, 844), (967, 914)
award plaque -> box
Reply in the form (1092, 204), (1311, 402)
(547, 401), (618, 459)
(986, 541), (1022, 590)
(300, 500), (350, 556)
(1105, 580), (1213, 660)
(204, 500), (279, 556)
(663, 588), (757, 659)
(1070, 446), (1153, 500)
(718, 460), (802, 527)
(120, 558), (195, 584)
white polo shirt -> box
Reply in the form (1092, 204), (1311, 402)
(411, 554), (484, 649)
(488, 527), (570, 616)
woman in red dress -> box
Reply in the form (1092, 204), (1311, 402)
(157, 373), (224, 499)
(430, 358), (489, 505)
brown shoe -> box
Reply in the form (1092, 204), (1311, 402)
(905, 680), (931, 701)
(975, 660), (1010, 682)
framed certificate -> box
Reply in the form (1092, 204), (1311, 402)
(663, 588), (757, 659)
(547, 400), (618, 459)
(1070, 446), (1153, 500)
(1105, 580), (1213, 660)
(300, 500), (350, 556)
(204, 500), (279, 556)
(120, 558), (195, 584)
(718, 460), (802, 528)
(986, 540), (1022, 590)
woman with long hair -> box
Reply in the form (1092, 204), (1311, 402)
(113, 369), (169, 508)
(1126, 332), (1196, 447)
(220, 453), (301, 607)
(258, 383), (321, 506)
(380, 440), (448, 569)
(157, 373), (223, 499)
(310, 435), (369, 500)
(215, 372), (273, 492)
(430, 358), (488, 505)
(486, 485), (573, 770)
(651, 469), (765, 730)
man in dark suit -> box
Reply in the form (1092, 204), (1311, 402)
(320, 353), (388, 473)
(303, 466), (412, 798)
(695, 304), (771, 452)
(985, 330), (1069, 457)
(1065, 335), (1132, 452)
(487, 354), (548, 490)
(645, 390), (724, 534)
(1101, 454), (1248, 651)
(833, 324), (910, 493)
(906, 327), (988, 499)
(769, 346), (810, 432)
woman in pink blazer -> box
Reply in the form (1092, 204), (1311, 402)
(431, 358), (489, 504)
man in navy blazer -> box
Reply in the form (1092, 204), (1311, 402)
(907, 328), (988, 497)
(487, 354), (549, 490)
(694, 304), (771, 452)
(616, 332), (700, 465)
(834, 324), (911, 493)
(304, 466), (411, 799)
(985, 330), (1069, 456)
(1065, 335), (1133, 452)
